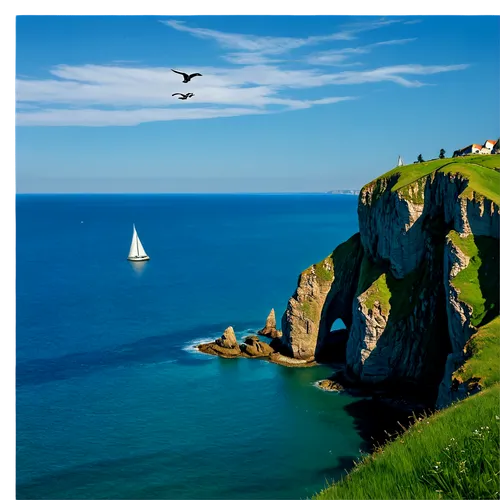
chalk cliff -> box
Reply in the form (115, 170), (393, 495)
(281, 156), (500, 405)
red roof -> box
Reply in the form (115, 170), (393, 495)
(485, 140), (496, 146)
(472, 144), (482, 149)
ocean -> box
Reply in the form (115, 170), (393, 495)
(16, 193), (390, 499)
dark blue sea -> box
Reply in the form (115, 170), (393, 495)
(16, 194), (388, 499)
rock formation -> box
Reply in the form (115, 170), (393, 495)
(198, 326), (242, 358)
(240, 335), (275, 357)
(315, 379), (344, 392)
(280, 157), (499, 406)
(281, 233), (364, 361)
(257, 309), (282, 338)
(198, 328), (280, 360)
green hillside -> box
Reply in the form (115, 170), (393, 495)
(368, 154), (500, 205)
(316, 380), (499, 500)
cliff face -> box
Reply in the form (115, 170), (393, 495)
(281, 157), (500, 405)
(280, 234), (363, 360)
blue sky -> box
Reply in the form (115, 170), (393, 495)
(15, 15), (499, 193)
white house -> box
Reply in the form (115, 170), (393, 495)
(453, 144), (482, 157)
(484, 139), (497, 151)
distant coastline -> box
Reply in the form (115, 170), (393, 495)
(326, 189), (360, 195)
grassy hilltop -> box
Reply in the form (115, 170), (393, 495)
(314, 155), (500, 500)
(374, 154), (500, 205)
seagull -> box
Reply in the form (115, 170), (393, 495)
(171, 69), (202, 83)
(172, 93), (195, 100)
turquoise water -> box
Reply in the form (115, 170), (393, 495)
(16, 194), (387, 499)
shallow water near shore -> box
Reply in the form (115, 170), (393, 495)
(17, 194), (407, 499)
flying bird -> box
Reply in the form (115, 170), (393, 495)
(172, 93), (195, 100)
(171, 69), (202, 83)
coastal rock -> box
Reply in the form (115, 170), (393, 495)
(257, 309), (282, 338)
(240, 335), (275, 357)
(358, 176), (427, 279)
(315, 379), (344, 392)
(281, 233), (363, 360)
(197, 326), (242, 358)
(217, 326), (238, 349)
(197, 329), (279, 360)
(358, 171), (499, 279)
(443, 234), (475, 353)
(345, 234), (451, 395)
(268, 352), (317, 368)
(436, 232), (498, 407)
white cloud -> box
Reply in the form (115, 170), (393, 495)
(15, 106), (268, 127)
(306, 38), (417, 65)
(15, 19), (469, 127)
(161, 18), (406, 65)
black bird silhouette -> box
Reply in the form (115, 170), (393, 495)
(172, 93), (194, 100)
(171, 69), (202, 83)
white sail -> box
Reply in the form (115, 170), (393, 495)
(128, 224), (149, 260)
(136, 233), (147, 258)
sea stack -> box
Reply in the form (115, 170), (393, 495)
(216, 326), (238, 349)
(198, 326), (242, 358)
(258, 309), (282, 339)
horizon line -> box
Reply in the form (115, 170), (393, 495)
(15, 191), (360, 196)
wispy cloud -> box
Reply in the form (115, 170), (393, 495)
(15, 63), (359, 126)
(16, 18), (468, 127)
(162, 18), (403, 65)
(305, 38), (417, 65)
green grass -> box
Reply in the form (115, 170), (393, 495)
(308, 234), (362, 285)
(303, 253), (333, 285)
(300, 299), (320, 323)
(314, 259), (334, 283)
(363, 273), (390, 314)
(356, 257), (391, 315)
(441, 162), (500, 205)
(448, 231), (499, 327)
(365, 155), (500, 206)
(296, 234), (362, 323)
(397, 175), (427, 204)
(462, 153), (500, 171)
(356, 256), (426, 323)
(315, 383), (500, 500)
(454, 317), (500, 389)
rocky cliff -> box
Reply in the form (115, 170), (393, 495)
(281, 155), (500, 406)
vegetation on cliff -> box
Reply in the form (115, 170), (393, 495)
(448, 231), (499, 328)
(356, 256), (425, 322)
(453, 317), (500, 390)
(281, 233), (363, 360)
(311, 154), (499, 500)
(374, 154), (500, 205)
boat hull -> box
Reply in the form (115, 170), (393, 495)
(127, 256), (150, 261)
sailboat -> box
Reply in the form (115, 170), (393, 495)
(127, 224), (150, 261)
(397, 156), (404, 167)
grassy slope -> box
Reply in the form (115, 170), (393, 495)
(454, 317), (500, 389)
(356, 256), (426, 324)
(448, 231), (499, 328)
(370, 155), (500, 205)
(315, 382), (500, 500)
